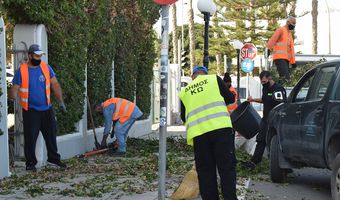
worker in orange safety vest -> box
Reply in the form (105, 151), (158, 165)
(267, 16), (297, 84)
(95, 98), (143, 157)
(10, 44), (67, 172)
(223, 72), (238, 114)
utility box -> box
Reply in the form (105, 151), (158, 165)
(13, 24), (48, 167)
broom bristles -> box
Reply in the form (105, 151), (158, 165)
(171, 165), (199, 200)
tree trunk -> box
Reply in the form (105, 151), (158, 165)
(312, 0), (318, 54)
(171, 4), (178, 64)
(212, 13), (221, 75)
(289, 0), (297, 17)
(188, 0), (196, 74)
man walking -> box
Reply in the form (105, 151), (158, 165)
(10, 44), (67, 172)
(179, 66), (238, 200)
(267, 16), (297, 84)
(242, 71), (286, 170)
(95, 97), (143, 156)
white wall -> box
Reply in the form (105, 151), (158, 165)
(56, 118), (152, 160)
(0, 17), (10, 179)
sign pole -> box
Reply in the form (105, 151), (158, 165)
(158, 4), (170, 200)
(153, 2), (178, 199)
(236, 49), (241, 104)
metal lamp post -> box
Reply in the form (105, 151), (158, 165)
(231, 40), (243, 104)
(197, 0), (216, 69)
(153, 1), (178, 199)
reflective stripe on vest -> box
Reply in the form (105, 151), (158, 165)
(187, 111), (229, 129)
(19, 61), (51, 111)
(179, 75), (232, 146)
(186, 101), (226, 121)
(103, 98), (135, 123)
(272, 26), (295, 64)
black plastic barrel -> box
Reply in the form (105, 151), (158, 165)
(230, 101), (261, 139)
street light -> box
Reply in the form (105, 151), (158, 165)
(197, 0), (216, 69)
(231, 39), (243, 104)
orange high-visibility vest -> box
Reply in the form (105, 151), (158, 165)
(227, 86), (238, 112)
(267, 26), (295, 64)
(19, 62), (51, 111)
(103, 98), (135, 123)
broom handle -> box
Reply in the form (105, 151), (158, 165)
(87, 96), (98, 144)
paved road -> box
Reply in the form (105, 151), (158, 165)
(248, 168), (332, 200)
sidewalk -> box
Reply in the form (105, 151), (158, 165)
(0, 126), (251, 200)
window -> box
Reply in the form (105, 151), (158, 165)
(292, 70), (316, 103)
(333, 71), (340, 100)
(307, 66), (336, 101)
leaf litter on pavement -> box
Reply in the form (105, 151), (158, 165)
(0, 137), (263, 199)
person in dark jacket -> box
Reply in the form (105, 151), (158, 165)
(242, 71), (286, 170)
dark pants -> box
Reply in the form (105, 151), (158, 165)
(23, 108), (61, 167)
(274, 59), (290, 82)
(193, 128), (238, 200)
(251, 119), (268, 164)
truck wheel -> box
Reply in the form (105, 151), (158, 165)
(331, 154), (340, 200)
(270, 135), (286, 183)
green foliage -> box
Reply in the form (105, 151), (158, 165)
(216, 0), (296, 52)
(0, 138), (193, 198)
(135, 32), (157, 119)
(269, 60), (326, 87)
(114, 0), (159, 119)
(86, 0), (116, 126)
(2, 0), (159, 133)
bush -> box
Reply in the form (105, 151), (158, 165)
(2, 0), (160, 134)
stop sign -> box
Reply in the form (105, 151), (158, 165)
(153, 0), (178, 5)
(240, 43), (257, 60)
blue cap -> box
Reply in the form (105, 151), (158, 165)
(192, 66), (208, 75)
(28, 44), (45, 55)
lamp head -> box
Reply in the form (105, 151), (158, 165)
(231, 39), (244, 50)
(197, 0), (216, 15)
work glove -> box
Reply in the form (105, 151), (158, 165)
(291, 63), (297, 68)
(59, 101), (67, 113)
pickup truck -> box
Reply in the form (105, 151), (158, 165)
(266, 60), (340, 200)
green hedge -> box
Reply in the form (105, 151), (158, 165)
(1, 0), (159, 134)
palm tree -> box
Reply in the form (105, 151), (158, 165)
(171, 4), (178, 63)
(188, 0), (196, 73)
(312, 0), (318, 54)
(212, 13), (221, 75)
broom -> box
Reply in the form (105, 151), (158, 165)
(171, 164), (199, 200)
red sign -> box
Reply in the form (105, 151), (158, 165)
(153, 0), (178, 5)
(240, 43), (257, 60)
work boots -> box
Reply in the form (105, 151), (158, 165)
(101, 134), (109, 149)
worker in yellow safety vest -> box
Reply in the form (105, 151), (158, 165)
(179, 66), (238, 200)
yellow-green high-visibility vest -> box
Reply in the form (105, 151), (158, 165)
(179, 74), (232, 145)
